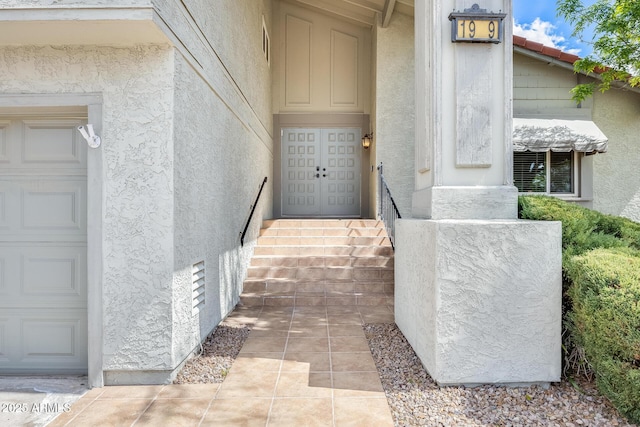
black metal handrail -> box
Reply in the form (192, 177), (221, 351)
(240, 176), (268, 247)
(377, 163), (402, 250)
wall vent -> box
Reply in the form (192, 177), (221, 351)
(192, 261), (205, 315)
(262, 15), (271, 66)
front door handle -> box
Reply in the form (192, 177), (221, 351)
(315, 173), (320, 178)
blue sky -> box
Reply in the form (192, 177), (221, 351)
(513, 0), (594, 57)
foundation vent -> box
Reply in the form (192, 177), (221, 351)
(192, 261), (205, 315)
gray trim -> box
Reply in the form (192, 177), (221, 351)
(433, 0), (443, 185)
(412, 186), (518, 220)
(0, 93), (102, 107)
(104, 369), (176, 386)
(0, 6), (156, 22)
(381, 0), (397, 28)
(87, 102), (104, 388)
(503, 3), (514, 186)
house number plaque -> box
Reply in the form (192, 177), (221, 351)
(449, 4), (506, 44)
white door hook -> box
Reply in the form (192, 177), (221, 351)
(77, 124), (101, 148)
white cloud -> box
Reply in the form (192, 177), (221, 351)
(513, 18), (581, 56)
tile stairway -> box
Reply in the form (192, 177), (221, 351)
(240, 219), (395, 308)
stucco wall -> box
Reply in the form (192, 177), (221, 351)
(153, 0), (273, 136)
(592, 89), (640, 221)
(171, 50), (273, 366)
(185, 0), (272, 128)
(0, 45), (176, 372)
(374, 12), (415, 218)
(153, 0), (274, 369)
(396, 219), (562, 385)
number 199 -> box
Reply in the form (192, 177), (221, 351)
(457, 19), (497, 40)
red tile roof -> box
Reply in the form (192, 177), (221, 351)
(513, 35), (581, 65)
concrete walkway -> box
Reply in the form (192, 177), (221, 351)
(44, 304), (395, 426)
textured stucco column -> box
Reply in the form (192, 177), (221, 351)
(395, 220), (562, 385)
(412, 0), (516, 216)
(395, 0), (562, 385)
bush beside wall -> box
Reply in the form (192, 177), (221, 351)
(518, 195), (640, 424)
(518, 195), (628, 258)
(565, 249), (640, 422)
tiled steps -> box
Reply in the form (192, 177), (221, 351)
(253, 245), (392, 256)
(240, 219), (394, 308)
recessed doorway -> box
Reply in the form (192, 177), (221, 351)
(282, 127), (361, 217)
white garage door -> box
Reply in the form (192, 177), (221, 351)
(0, 110), (88, 374)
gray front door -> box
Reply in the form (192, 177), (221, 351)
(0, 111), (88, 374)
(282, 128), (361, 217)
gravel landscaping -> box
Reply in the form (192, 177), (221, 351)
(173, 323), (250, 384)
(364, 323), (636, 427)
(174, 318), (636, 426)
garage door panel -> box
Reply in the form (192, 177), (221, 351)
(0, 112), (87, 374)
(0, 319), (7, 362)
(0, 120), (8, 163)
(0, 255), (5, 293)
(22, 181), (85, 230)
(0, 182), (9, 229)
(22, 119), (86, 166)
(0, 311), (87, 373)
(0, 182), (17, 234)
(0, 191), (5, 228)
(0, 179), (86, 237)
(0, 245), (17, 302)
(23, 250), (86, 298)
(0, 246), (86, 305)
(22, 318), (83, 358)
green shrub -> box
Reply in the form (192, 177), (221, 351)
(518, 195), (625, 259)
(519, 196), (640, 423)
(565, 248), (640, 423)
(595, 213), (640, 250)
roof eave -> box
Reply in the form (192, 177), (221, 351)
(514, 45), (640, 96)
(514, 45), (578, 72)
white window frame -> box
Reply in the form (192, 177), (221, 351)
(514, 150), (581, 197)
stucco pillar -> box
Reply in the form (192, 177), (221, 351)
(412, 0), (516, 218)
(395, 0), (562, 385)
